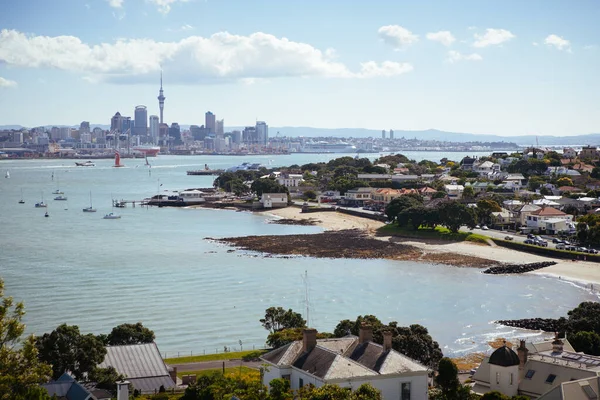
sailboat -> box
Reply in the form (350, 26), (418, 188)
(5, 170), (9, 178)
(83, 191), (97, 212)
(18, 189), (25, 204)
(35, 192), (47, 208)
(52, 175), (64, 195)
(113, 151), (125, 168)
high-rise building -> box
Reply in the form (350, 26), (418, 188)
(205, 111), (216, 134)
(134, 105), (148, 136)
(149, 115), (159, 144)
(382, 130), (386, 139)
(159, 123), (169, 146)
(169, 122), (181, 146)
(79, 121), (90, 134)
(157, 72), (166, 124)
(231, 130), (242, 144)
(256, 121), (268, 145)
(216, 119), (224, 136)
(111, 112), (123, 132)
(50, 126), (60, 140)
(121, 117), (132, 134)
(59, 127), (72, 140)
(390, 129), (394, 140)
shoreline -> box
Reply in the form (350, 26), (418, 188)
(257, 207), (600, 286)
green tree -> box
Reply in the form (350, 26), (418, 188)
(569, 331), (600, 355)
(476, 199), (502, 225)
(303, 190), (317, 201)
(556, 177), (574, 187)
(480, 391), (510, 400)
(351, 383), (382, 400)
(269, 378), (293, 400)
(437, 201), (476, 233)
(385, 194), (423, 222)
(251, 178), (289, 198)
(0, 279), (52, 400)
(567, 302), (600, 334)
(88, 366), (126, 396)
(393, 324), (443, 369)
(106, 322), (155, 345)
(436, 357), (460, 394)
(260, 307), (306, 333)
(36, 324), (107, 380)
(462, 185), (475, 200)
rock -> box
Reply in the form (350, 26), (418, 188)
(482, 261), (557, 275)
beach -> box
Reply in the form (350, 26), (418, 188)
(261, 206), (600, 286)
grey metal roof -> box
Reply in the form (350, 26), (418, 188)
(98, 342), (170, 379)
(129, 376), (176, 393)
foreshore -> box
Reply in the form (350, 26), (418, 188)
(259, 207), (600, 286)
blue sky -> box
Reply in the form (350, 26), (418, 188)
(0, 0), (598, 136)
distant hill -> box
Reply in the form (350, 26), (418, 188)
(1, 125), (598, 146)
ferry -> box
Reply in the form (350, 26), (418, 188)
(226, 162), (263, 172)
(75, 161), (95, 167)
(133, 145), (160, 157)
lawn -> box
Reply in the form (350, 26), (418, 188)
(377, 224), (489, 244)
(164, 349), (267, 364)
(177, 366), (260, 380)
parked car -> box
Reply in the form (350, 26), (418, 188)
(524, 239), (534, 245)
(482, 225), (489, 230)
(527, 233), (535, 239)
(556, 243), (566, 250)
(504, 235), (514, 241)
(535, 240), (548, 247)
(475, 225), (481, 229)
(552, 238), (562, 244)
(587, 249), (599, 254)
(577, 247), (587, 253)
(566, 246), (577, 251)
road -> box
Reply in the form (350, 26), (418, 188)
(464, 227), (564, 249)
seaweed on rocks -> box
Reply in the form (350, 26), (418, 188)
(482, 261), (557, 275)
(496, 318), (566, 332)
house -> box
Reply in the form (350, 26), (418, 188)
(562, 147), (578, 159)
(474, 161), (501, 176)
(503, 174), (526, 189)
(491, 209), (513, 227)
(580, 145), (599, 160)
(357, 173), (392, 181)
(277, 173), (304, 188)
(472, 336), (600, 399)
(371, 188), (406, 205)
(261, 193), (288, 208)
(538, 376), (600, 400)
(558, 186), (583, 194)
(42, 372), (112, 400)
(517, 204), (541, 226)
(526, 206), (573, 233)
(261, 327), (428, 400)
(98, 343), (176, 394)
(391, 175), (420, 184)
(344, 187), (374, 205)
(444, 184), (464, 199)
(460, 156), (477, 171)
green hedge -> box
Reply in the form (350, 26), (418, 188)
(491, 239), (600, 263)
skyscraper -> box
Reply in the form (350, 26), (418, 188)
(157, 72), (166, 124)
(205, 111), (216, 134)
(149, 115), (159, 144)
(390, 129), (394, 140)
(256, 121), (268, 145)
(216, 119), (224, 136)
(382, 130), (386, 139)
(134, 105), (148, 136)
(79, 121), (90, 134)
(111, 112), (123, 132)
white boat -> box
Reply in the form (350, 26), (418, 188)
(5, 171), (9, 178)
(54, 195), (68, 201)
(19, 189), (25, 204)
(83, 191), (97, 212)
(103, 212), (121, 219)
(226, 162), (264, 172)
(75, 161), (95, 167)
(53, 175), (64, 194)
(35, 192), (47, 208)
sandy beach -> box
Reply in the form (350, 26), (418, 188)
(261, 206), (600, 286)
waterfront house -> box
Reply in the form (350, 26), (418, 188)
(261, 327), (428, 400)
(277, 173), (304, 188)
(526, 206), (573, 233)
(345, 187), (374, 205)
(444, 184), (464, 199)
(261, 193), (288, 208)
(357, 173), (393, 181)
(538, 376), (600, 400)
(98, 342), (176, 394)
(41, 372), (112, 400)
(471, 337), (600, 399)
(517, 204), (541, 226)
(474, 161), (501, 177)
(460, 156), (477, 171)
(392, 174), (420, 184)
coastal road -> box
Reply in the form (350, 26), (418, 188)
(169, 359), (263, 372)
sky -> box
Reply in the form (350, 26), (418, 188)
(0, 0), (599, 136)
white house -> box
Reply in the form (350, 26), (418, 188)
(261, 193), (288, 208)
(472, 337), (600, 399)
(345, 187), (374, 203)
(444, 184), (464, 199)
(562, 147), (578, 159)
(526, 206), (573, 233)
(261, 327), (428, 400)
(277, 173), (304, 187)
(474, 161), (501, 176)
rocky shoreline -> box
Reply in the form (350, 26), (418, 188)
(482, 261), (557, 274)
(210, 229), (503, 267)
(495, 318), (563, 332)
(268, 218), (320, 226)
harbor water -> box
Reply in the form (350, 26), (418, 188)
(0, 153), (597, 357)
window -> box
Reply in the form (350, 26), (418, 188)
(401, 382), (411, 400)
(525, 370), (535, 379)
(282, 374), (290, 381)
(546, 374), (557, 384)
(299, 378), (304, 388)
(582, 383), (598, 400)
(496, 372), (500, 385)
(510, 373), (513, 385)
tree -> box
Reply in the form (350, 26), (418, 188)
(566, 301), (600, 334)
(106, 322), (155, 345)
(462, 185), (475, 199)
(436, 357), (460, 394)
(36, 324), (107, 380)
(251, 178), (288, 198)
(480, 391), (510, 400)
(476, 199), (501, 225)
(303, 190), (317, 201)
(385, 194), (423, 222)
(0, 279), (52, 399)
(351, 383), (382, 400)
(393, 324), (444, 369)
(260, 307), (306, 333)
(437, 201), (476, 233)
(269, 378), (293, 400)
(88, 366), (126, 396)
(569, 331), (600, 355)
(556, 177), (574, 187)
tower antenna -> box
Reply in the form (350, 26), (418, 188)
(302, 270), (310, 326)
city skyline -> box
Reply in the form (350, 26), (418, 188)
(0, 0), (599, 136)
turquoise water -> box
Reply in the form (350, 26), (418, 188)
(0, 154), (597, 357)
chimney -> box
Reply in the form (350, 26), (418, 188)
(552, 332), (564, 354)
(117, 380), (130, 400)
(517, 340), (528, 370)
(358, 323), (373, 344)
(302, 328), (317, 352)
(169, 366), (177, 385)
(383, 331), (393, 352)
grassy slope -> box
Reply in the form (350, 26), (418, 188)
(164, 349), (267, 364)
(378, 224), (489, 245)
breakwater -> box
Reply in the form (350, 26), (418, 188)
(482, 261), (557, 275)
(496, 318), (564, 332)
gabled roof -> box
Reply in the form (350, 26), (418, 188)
(530, 207), (567, 217)
(538, 376), (600, 400)
(41, 373), (92, 400)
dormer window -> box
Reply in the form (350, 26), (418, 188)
(525, 370), (535, 379)
(546, 374), (557, 384)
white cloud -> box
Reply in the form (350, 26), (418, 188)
(0, 29), (412, 84)
(106, 0), (124, 8)
(0, 77), (17, 88)
(473, 28), (515, 47)
(532, 42), (539, 46)
(426, 31), (455, 47)
(584, 44), (598, 50)
(446, 50), (482, 63)
(544, 34), (571, 51)
(378, 25), (419, 50)
(148, 0), (190, 14)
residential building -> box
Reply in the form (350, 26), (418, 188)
(460, 156), (477, 170)
(382, 129), (386, 139)
(562, 147), (577, 159)
(472, 337), (600, 399)
(357, 174), (392, 181)
(580, 145), (598, 160)
(371, 188), (405, 205)
(133, 105), (148, 136)
(260, 193), (288, 208)
(205, 111), (216, 134)
(526, 206), (573, 233)
(98, 342), (176, 394)
(42, 372), (112, 400)
(261, 327), (428, 400)
(392, 175), (420, 184)
(474, 161), (501, 176)
(242, 126), (257, 145)
(389, 129), (394, 139)
(59, 127), (72, 140)
(345, 187), (374, 205)
(277, 173), (304, 187)
(538, 376), (600, 400)
(444, 184), (464, 199)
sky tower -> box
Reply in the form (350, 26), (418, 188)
(157, 71), (166, 124)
